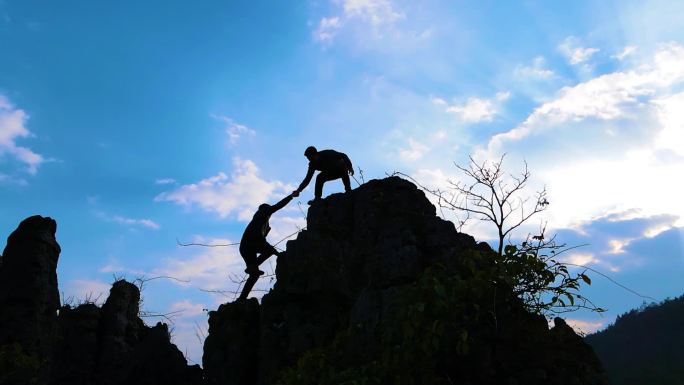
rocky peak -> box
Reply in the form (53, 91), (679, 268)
(203, 177), (607, 385)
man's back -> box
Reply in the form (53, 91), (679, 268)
(241, 209), (270, 246)
(311, 149), (348, 173)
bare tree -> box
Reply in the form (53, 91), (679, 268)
(440, 154), (548, 255)
(394, 155), (603, 316)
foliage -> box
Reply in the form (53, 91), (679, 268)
(395, 155), (602, 317)
(277, 251), (501, 385)
(586, 294), (684, 385)
(498, 230), (605, 316)
(0, 343), (40, 385)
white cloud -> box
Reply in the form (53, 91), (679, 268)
(0, 172), (27, 186)
(563, 318), (604, 334)
(268, 215), (307, 245)
(652, 91), (684, 156)
(559, 252), (599, 266)
(164, 299), (209, 366)
(613, 45), (638, 61)
(0, 95), (43, 174)
(211, 115), (256, 145)
(95, 211), (160, 230)
(155, 236), (244, 290)
(540, 150), (684, 229)
(99, 262), (125, 273)
(169, 299), (207, 318)
(484, 42), (684, 157)
(399, 138), (428, 161)
(155, 158), (294, 220)
(313, 0), (409, 46)
(111, 215), (160, 230)
(559, 36), (600, 65)
(443, 91), (510, 123)
(155, 178), (176, 185)
(342, 0), (405, 26)
(607, 239), (629, 254)
(313, 16), (342, 44)
(431, 129), (447, 140)
(63, 279), (111, 305)
(514, 56), (556, 79)
(431, 97), (448, 106)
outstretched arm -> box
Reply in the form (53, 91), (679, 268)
(268, 194), (294, 214)
(296, 164), (315, 193)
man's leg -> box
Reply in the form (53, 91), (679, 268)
(240, 245), (256, 268)
(341, 172), (351, 192)
(238, 274), (260, 301)
(315, 171), (346, 199)
(241, 245), (263, 276)
(256, 243), (279, 266)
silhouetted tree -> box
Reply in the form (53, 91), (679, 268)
(397, 154), (602, 316)
(433, 154), (548, 255)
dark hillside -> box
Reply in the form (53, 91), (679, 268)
(586, 295), (684, 385)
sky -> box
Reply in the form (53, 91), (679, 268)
(1, 0), (683, 364)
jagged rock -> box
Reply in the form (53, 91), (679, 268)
(547, 317), (606, 384)
(256, 177), (478, 383)
(52, 280), (202, 385)
(124, 322), (204, 385)
(52, 303), (101, 385)
(94, 280), (147, 385)
(203, 177), (608, 385)
(203, 298), (260, 385)
(0, 215), (61, 384)
(0, 216), (203, 385)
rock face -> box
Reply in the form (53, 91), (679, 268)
(51, 280), (203, 385)
(0, 215), (61, 384)
(203, 177), (608, 385)
(0, 216), (202, 385)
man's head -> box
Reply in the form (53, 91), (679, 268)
(258, 203), (271, 212)
(304, 146), (318, 161)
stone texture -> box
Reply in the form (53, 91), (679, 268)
(0, 215), (61, 384)
(203, 298), (260, 385)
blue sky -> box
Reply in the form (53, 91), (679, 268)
(1, 0), (683, 363)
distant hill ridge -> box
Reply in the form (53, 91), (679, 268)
(586, 295), (684, 385)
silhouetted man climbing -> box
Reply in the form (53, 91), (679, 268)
(294, 146), (354, 205)
(238, 192), (295, 300)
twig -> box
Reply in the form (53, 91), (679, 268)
(273, 227), (306, 248)
(139, 309), (184, 324)
(176, 238), (239, 247)
(351, 174), (362, 187)
(563, 262), (656, 301)
(137, 275), (191, 284)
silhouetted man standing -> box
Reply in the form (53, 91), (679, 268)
(294, 146), (354, 204)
